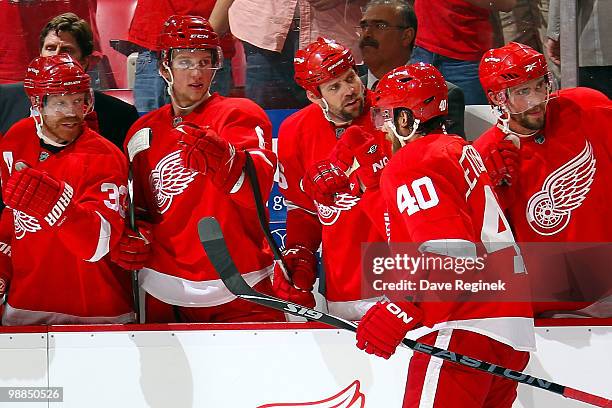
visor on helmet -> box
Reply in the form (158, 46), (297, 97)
(169, 48), (222, 70)
(39, 90), (94, 117)
(497, 73), (557, 114)
(371, 106), (394, 130)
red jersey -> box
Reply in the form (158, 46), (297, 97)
(125, 94), (276, 307)
(381, 133), (534, 351)
(474, 88), (612, 243)
(128, 0), (235, 59)
(0, 118), (132, 325)
(474, 88), (612, 317)
(414, 0), (492, 61)
(0, 0), (100, 83)
(277, 93), (390, 319)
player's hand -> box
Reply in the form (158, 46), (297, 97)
(4, 163), (74, 227)
(356, 301), (423, 359)
(545, 37), (560, 66)
(331, 125), (389, 191)
(282, 245), (318, 291)
(176, 122), (246, 192)
(111, 221), (153, 270)
(482, 139), (520, 186)
(272, 263), (316, 308)
(302, 160), (351, 206)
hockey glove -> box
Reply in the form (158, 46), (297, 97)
(272, 263), (316, 308)
(4, 164), (74, 227)
(281, 245), (317, 291)
(111, 220), (153, 270)
(330, 125), (389, 191)
(176, 122), (246, 193)
(356, 301), (423, 359)
(483, 139), (520, 186)
(302, 160), (351, 206)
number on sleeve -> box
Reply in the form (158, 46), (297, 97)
(102, 183), (128, 218)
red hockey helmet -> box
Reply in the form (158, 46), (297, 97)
(479, 42), (548, 103)
(158, 15), (222, 68)
(24, 54), (92, 108)
(372, 63), (448, 129)
(294, 37), (356, 97)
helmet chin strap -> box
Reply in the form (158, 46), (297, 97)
(385, 118), (421, 148)
(320, 98), (352, 127)
(31, 108), (72, 147)
(162, 62), (215, 116)
(492, 105), (539, 138)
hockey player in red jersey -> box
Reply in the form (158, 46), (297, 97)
(123, 15), (283, 323)
(475, 42), (612, 316)
(0, 54), (133, 325)
(275, 37), (390, 318)
(355, 63), (534, 408)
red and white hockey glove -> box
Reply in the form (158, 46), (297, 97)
(356, 301), (423, 359)
(302, 160), (351, 206)
(176, 122), (246, 193)
(4, 164), (74, 227)
(330, 126), (389, 191)
(111, 220), (153, 270)
(272, 245), (318, 308)
(483, 139), (520, 186)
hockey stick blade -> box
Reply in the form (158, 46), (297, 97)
(198, 217), (358, 332)
(198, 216), (612, 408)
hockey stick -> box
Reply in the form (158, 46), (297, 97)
(243, 151), (291, 280)
(126, 128), (152, 324)
(197, 216), (612, 408)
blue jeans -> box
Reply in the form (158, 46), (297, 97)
(243, 29), (308, 109)
(410, 46), (488, 105)
(133, 50), (233, 115)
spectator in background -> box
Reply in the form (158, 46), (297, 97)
(493, 0), (548, 52)
(546, 0), (612, 98)
(0, 0), (99, 84)
(0, 13), (138, 149)
(410, 0), (516, 105)
(228, 0), (367, 109)
(358, 0), (466, 138)
(128, 0), (236, 114)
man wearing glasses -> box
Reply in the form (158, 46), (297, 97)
(358, 0), (466, 138)
(123, 15), (283, 323)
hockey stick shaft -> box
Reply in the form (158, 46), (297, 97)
(127, 165), (140, 323)
(126, 128), (152, 324)
(198, 216), (611, 408)
(243, 152), (291, 278)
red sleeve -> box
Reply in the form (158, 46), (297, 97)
(57, 152), (128, 262)
(277, 119), (322, 252)
(276, 121), (317, 214)
(218, 103), (277, 209)
(357, 189), (389, 240)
